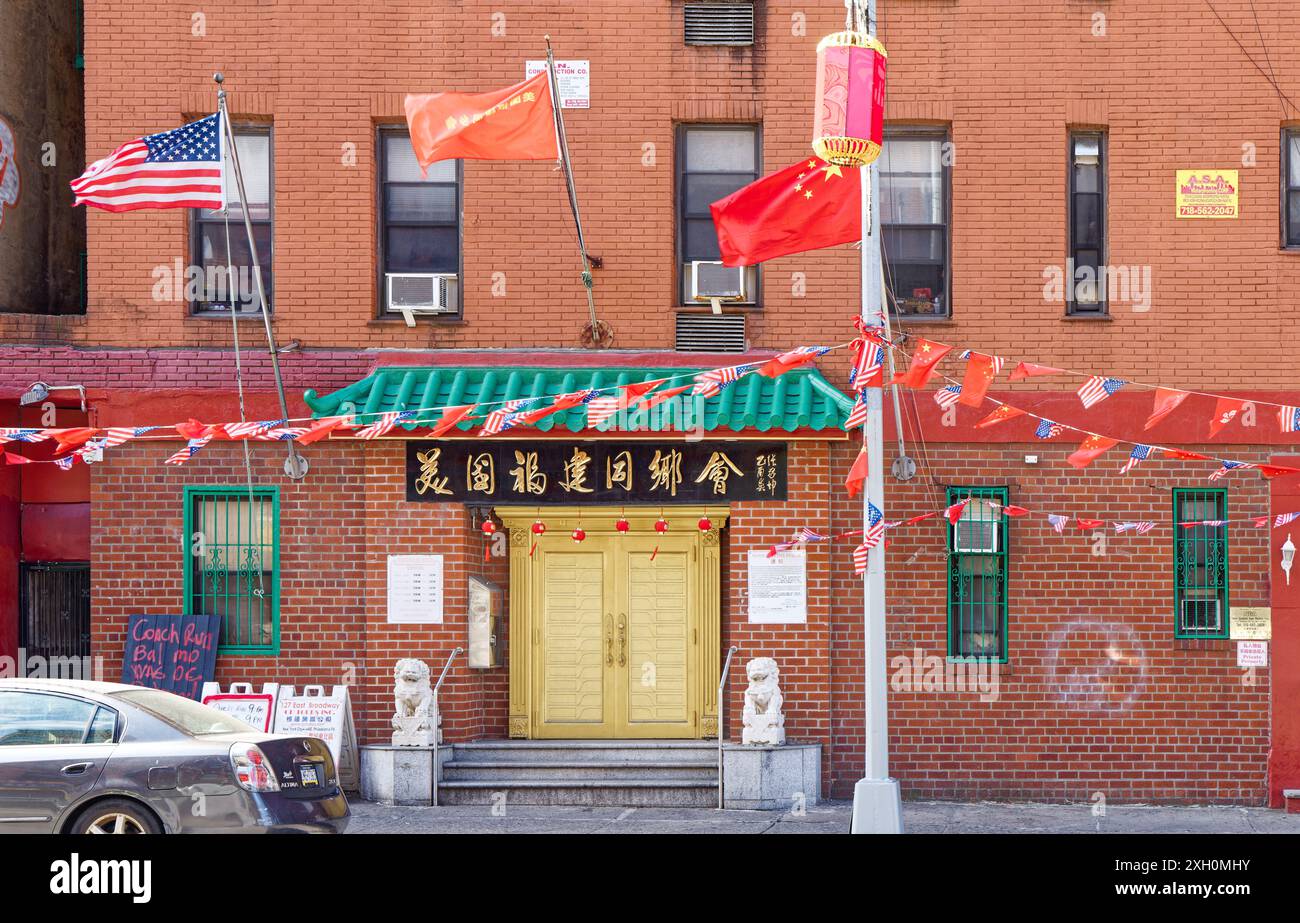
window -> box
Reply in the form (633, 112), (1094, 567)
(0, 692), (105, 746)
(1284, 129), (1300, 247)
(881, 129), (950, 318)
(379, 129), (461, 317)
(678, 125), (759, 305)
(184, 486), (279, 654)
(684, 2), (755, 46)
(1068, 131), (1106, 314)
(191, 127), (272, 315)
(946, 486), (1008, 661)
(1173, 488), (1229, 639)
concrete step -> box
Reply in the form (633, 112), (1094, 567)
(443, 759), (717, 782)
(452, 740), (718, 763)
(437, 778), (717, 807)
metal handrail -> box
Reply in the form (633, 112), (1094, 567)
(717, 645), (739, 810)
(431, 646), (463, 807)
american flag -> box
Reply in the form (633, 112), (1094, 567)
(1276, 512), (1300, 527)
(1119, 444), (1152, 475)
(845, 390), (869, 430)
(1182, 519), (1229, 528)
(71, 113), (225, 212)
(849, 338), (884, 391)
(355, 410), (417, 440)
(1114, 521), (1155, 535)
(1279, 405), (1300, 433)
(102, 426), (162, 448)
(165, 436), (212, 465)
(253, 427), (307, 441)
(1035, 418), (1064, 439)
(584, 391), (625, 430)
(792, 527), (827, 544)
(479, 399), (536, 437)
(53, 457), (77, 471)
(1208, 460), (1255, 481)
(0, 428), (50, 444)
(224, 419), (285, 439)
(934, 385), (962, 410)
(1077, 376), (1125, 409)
(692, 363), (757, 398)
(1047, 513), (1069, 533)
(852, 503), (886, 575)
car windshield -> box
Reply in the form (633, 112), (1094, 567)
(111, 688), (258, 736)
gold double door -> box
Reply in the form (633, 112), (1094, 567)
(499, 506), (726, 740)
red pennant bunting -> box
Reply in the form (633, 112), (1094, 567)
(512, 390), (597, 427)
(755, 349), (821, 378)
(901, 511), (939, 527)
(945, 499), (970, 524)
(1207, 397), (1245, 438)
(1257, 464), (1300, 479)
(46, 427), (102, 456)
(1008, 362), (1063, 381)
(639, 384), (692, 412)
(296, 416), (354, 445)
(1144, 387), (1189, 431)
(427, 404), (477, 437)
(3, 452), (32, 465)
(975, 405), (1025, 429)
(892, 339), (951, 389)
(1076, 518), (1105, 530)
(1163, 448), (1210, 461)
(1067, 435), (1119, 468)
(1001, 505), (1031, 517)
(845, 447), (869, 499)
(958, 353), (1003, 408)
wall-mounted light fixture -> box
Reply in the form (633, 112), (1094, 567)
(19, 381), (86, 412)
(1282, 534), (1295, 586)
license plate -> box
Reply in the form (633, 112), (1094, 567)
(299, 764), (319, 786)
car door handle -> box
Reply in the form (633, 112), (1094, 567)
(61, 762), (93, 775)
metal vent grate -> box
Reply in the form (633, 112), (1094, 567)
(684, 3), (755, 46)
(675, 312), (746, 352)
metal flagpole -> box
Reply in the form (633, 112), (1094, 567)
(849, 0), (903, 835)
(543, 36), (609, 348)
(214, 74), (306, 479)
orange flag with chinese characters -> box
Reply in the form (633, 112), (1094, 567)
(404, 71), (558, 172)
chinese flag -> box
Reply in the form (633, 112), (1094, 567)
(710, 158), (860, 266)
(1163, 448), (1209, 461)
(296, 416), (354, 445)
(428, 404), (477, 437)
(959, 352), (1001, 408)
(1067, 435), (1119, 468)
(1008, 362), (1063, 381)
(639, 384), (692, 412)
(845, 447), (869, 498)
(47, 427), (102, 456)
(1076, 518), (1105, 530)
(892, 339), (952, 389)
(975, 405), (1025, 428)
(404, 71), (558, 172)
(1145, 387), (1189, 431)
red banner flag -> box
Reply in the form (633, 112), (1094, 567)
(1258, 463), (1300, 479)
(945, 499), (970, 524)
(1076, 518), (1105, 530)
(959, 352), (1003, 408)
(1067, 435), (1119, 468)
(709, 157), (860, 267)
(845, 447), (869, 498)
(1207, 396), (1245, 438)
(892, 339), (952, 389)
(47, 428), (102, 456)
(404, 71), (558, 172)
(1008, 362), (1063, 381)
(296, 416), (354, 445)
(428, 405), (477, 437)
(975, 405), (1026, 428)
(1145, 387), (1189, 431)
(1163, 448), (1210, 461)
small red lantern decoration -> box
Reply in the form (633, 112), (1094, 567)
(531, 520), (547, 536)
(571, 527), (586, 543)
(697, 517), (712, 533)
(615, 517), (631, 533)
(654, 517), (669, 534)
(812, 30), (887, 167)
(481, 518), (497, 536)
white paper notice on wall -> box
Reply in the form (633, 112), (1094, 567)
(1237, 641), (1268, 668)
(525, 60), (590, 108)
(747, 549), (807, 624)
(387, 554), (444, 624)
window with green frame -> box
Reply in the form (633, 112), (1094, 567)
(183, 486), (280, 655)
(1173, 488), (1229, 638)
(946, 486), (1009, 662)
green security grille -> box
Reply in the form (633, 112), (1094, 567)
(946, 486), (1009, 662)
(183, 486), (280, 655)
(1173, 488), (1229, 639)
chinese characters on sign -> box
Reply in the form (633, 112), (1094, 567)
(404, 442), (787, 503)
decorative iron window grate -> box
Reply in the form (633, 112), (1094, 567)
(684, 3), (756, 46)
(675, 311), (746, 352)
(184, 486), (280, 655)
(1173, 488), (1229, 638)
(946, 486), (1009, 662)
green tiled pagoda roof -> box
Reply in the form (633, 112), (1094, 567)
(303, 366), (853, 434)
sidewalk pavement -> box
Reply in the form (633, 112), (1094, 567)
(345, 799), (1300, 834)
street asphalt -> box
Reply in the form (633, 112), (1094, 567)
(345, 799), (1300, 834)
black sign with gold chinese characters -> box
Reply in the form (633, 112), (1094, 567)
(404, 441), (787, 504)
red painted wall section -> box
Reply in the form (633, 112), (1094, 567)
(1269, 454), (1300, 808)
(0, 402), (19, 662)
(21, 503), (90, 561)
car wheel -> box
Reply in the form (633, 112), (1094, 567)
(70, 799), (161, 835)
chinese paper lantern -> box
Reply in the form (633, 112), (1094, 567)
(654, 517), (669, 534)
(481, 518), (497, 536)
(531, 520), (547, 536)
(812, 31), (887, 167)
(615, 517), (631, 534)
(697, 517), (712, 533)
(571, 527), (586, 543)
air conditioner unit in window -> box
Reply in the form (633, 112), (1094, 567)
(386, 272), (458, 326)
(953, 519), (999, 554)
(1180, 597), (1223, 633)
(690, 260), (747, 313)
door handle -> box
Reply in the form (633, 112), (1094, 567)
(605, 615), (614, 666)
(61, 762), (93, 775)
(617, 613), (627, 667)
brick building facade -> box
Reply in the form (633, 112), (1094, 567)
(3, 0), (1300, 806)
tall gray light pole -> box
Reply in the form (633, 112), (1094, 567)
(849, 0), (903, 835)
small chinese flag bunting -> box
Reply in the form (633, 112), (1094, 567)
(893, 339), (952, 389)
(975, 405), (1025, 428)
(1067, 435), (1120, 468)
(1145, 387), (1190, 431)
(958, 351), (1005, 408)
(845, 447), (869, 498)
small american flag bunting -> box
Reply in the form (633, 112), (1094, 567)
(1077, 376), (1125, 409)
(164, 436), (212, 465)
(1119, 444), (1152, 475)
(1035, 418), (1064, 439)
(355, 411), (417, 440)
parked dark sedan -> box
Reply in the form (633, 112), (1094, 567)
(0, 679), (349, 833)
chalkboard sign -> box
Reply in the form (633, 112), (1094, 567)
(120, 614), (221, 700)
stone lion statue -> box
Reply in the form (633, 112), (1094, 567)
(742, 657), (786, 746)
(391, 658), (437, 746)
